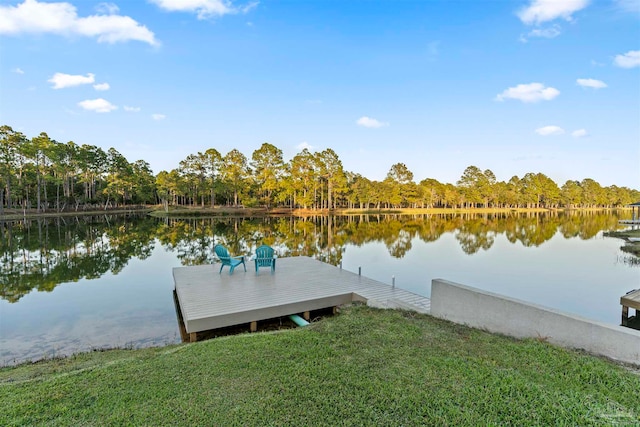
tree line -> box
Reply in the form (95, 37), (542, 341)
(1, 125), (638, 213)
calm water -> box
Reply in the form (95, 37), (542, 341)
(1, 212), (638, 365)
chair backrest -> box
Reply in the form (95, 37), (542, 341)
(214, 245), (230, 262)
(255, 245), (274, 260)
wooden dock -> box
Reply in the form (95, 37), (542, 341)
(173, 256), (431, 341)
(621, 288), (640, 327)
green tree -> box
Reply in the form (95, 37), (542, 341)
(25, 132), (55, 212)
(483, 169), (497, 207)
(505, 176), (521, 208)
(442, 183), (462, 208)
(560, 180), (582, 208)
(156, 169), (186, 207)
(131, 160), (156, 204)
(419, 178), (443, 208)
(47, 140), (79, 212)
(349, 174), (374, 209)
(580, 178), (604, 208)
(520, 173), (542, 208)
(179, 154), (206, 206)
(0, 126), (26, 213)
(457, 166), (485, 208)
(386, 163), (416, 207)
(202, 148), (222, 207)
(251, 143), (285, 208)
(387, 162), (414, 184)
(316, 149), (346, 210)
(538, 174), (560, 208)
(289, 149), (317, 209)
(77, 144), (107, 203)
(104, 148), (134, 207)
(222, 149), (249, 207)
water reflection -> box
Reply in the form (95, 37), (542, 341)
(1, 210), (637, 365)
(0, 214), (157, 303)
(0, 210), (632, 304)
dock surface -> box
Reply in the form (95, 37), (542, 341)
(173, 256), (431, 338)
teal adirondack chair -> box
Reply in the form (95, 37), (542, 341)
(254, 245), (276, 274)
(214, 245), (246, 274)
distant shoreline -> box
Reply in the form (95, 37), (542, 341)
(148, 205), (630, 218)
(0, 205), (631, 221)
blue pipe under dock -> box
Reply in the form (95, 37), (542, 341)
(289, 314), (310, 327)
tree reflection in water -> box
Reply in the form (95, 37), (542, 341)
(0, 210), (630, 303)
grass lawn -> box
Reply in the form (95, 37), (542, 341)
(1, 305), (639, 426)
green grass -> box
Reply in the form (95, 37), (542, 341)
(2, 306), (639, 426)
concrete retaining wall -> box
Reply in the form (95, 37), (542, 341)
(430, 279), (640, 365)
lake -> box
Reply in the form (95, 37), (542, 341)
(1, 211), (638, 365)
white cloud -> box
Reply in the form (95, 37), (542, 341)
(614, 50), (640, 69)
(95, 2), (119, 15)
(528, 25), (561, 38)
(495, 82), (560, 103)
(75, 14), (159, 45)
(93, 82), (110, 91)
(13, 67), (24, 74)
(519, 25), (561, 42)
(576, 78), (607, 89)
(0, 0), (159, 46)
(239, 2), (259, 13)
(124, 105), (141, 112)
(296, 141), (314, 151)
(78, 98), (117, 113)
(571, 129), (588, 138)
(151, 0), (258, 20)
(518, 0), (589, 25)
(535, 125), (565, 136)
(356, 116), (389, 128)
(48, 72), (95, 89)
(152, 113), (166, 120)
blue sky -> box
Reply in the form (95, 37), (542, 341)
(1, 0), (639, 188)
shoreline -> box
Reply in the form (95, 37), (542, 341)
(604, 229), (640, 257)
(0, 205), (631, 221)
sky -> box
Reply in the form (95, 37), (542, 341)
(0, 0), (639, 188)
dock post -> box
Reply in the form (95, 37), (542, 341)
(620, 289), (640, 327)
(340, 262), (342, 270)
(622, 305), (629, 326)
(392, 276), (395, 288)
(189, 332), (197, 343)
(250, 321), (257, 332)
(358, 267), (361, 276)
(303, 311), (310, 321)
